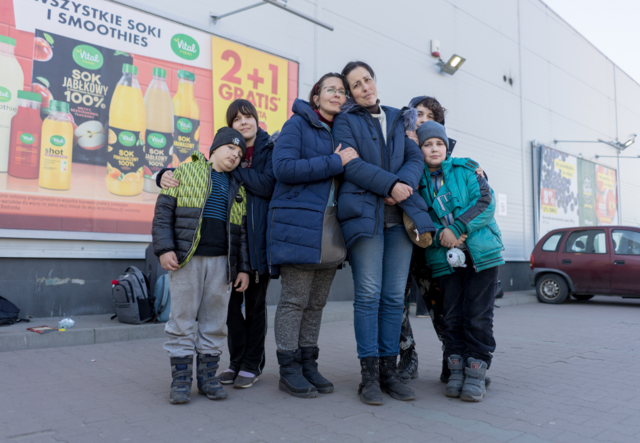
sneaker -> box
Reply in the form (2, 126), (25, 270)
(234, 373), (259, 389)
(460, 358), (488, 402)
(220, 370), (237, 385)
(445, 355), (464, 398)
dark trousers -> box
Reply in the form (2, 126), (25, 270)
(226, 274), (270, 375)
(440, 256), (498, 367)
(400, 246), (447, 354)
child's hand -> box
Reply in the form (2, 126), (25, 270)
(439, 228), (459, 248)
(455, 234), (468, 247)
(159, 251), (180, 271)
(235, 272), (250, 292)
(475, 166), (485, 177)
(160, 170), (180, 189)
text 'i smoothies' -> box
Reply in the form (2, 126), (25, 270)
(143, 67), (174, 193)
(107, 63), (146, 197)
(172, 69), (200, 166)
(39, 100), (73, 190)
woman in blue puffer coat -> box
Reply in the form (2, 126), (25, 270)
(268, 73), (359, 399)
(333, 61), (436, 405)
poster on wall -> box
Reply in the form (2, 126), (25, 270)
(537, 146), (618, 238)
(0, 0), (298, 240)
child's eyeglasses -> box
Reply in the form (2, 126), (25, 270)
(322, 87), (348, 97)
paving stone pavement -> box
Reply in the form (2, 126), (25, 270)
(2, 295), (640, 443)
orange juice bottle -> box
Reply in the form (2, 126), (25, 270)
(39, 100), (74, 190)
(171, 70), (200, 166)
(107, 63), (146, 196)
(143, 67), (174, 193)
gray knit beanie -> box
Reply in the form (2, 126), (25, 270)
(416, 120), (449, 151)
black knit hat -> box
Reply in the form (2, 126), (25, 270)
(209, 127), (247, 160)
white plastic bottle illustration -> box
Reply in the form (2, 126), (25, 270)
(0, 35), (25, 172)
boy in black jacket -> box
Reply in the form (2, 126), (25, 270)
(152, 127), (250, 404)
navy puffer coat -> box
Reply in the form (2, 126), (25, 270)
(267, 99), (343, 269)
(333, 99), (435, 248)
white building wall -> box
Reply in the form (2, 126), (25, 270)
(120, 0), (640, 261)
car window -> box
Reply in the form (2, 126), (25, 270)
(564, 230), (606, 254)
(612, 230), (640, 256)
(542, 233), (564, 252)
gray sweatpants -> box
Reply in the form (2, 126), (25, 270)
(164, 256), (232, 358)
(274, 265), (337, 351)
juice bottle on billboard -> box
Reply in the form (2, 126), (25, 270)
(39, 100), (74, 190)
(107, 63), (146, 196)
(143, 67), (174, 193)
(8, 91), (42, 178)
(0, 35), (25, 172)
(172, 70), (200, 166)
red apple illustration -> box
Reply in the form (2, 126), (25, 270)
(31, 82), (53, 109)
(34, 37), (53, 62)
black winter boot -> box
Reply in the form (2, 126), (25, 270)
(300, 347), (333, 394)
(277, 349), (318, 398)
(379, 356), (415, 401)
(169, 355), (193, 405)
(358, 357), (383, 405)
(196, 354), (228, 400)
(440, 352), (451, 383)
(397, 347), (419, 382)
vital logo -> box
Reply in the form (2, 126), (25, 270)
(118, 131), (136, 147)
(72, 45), (103, 70)
(50, 135), (66, 147)
(0, 86), (11, 103)
(170, 34), (199, 61)
(20, 133), (35, 145)
(176, 118), (192, 133)
(147, 133), (167, 148)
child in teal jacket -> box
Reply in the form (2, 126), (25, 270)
(416, 121), (504, 403)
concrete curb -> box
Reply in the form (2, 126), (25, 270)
(1, 293), (538, 353)
(0, 301), (355, 353)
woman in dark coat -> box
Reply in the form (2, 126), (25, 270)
(268, 73), (358, 398)
(332, 61), (435, 405)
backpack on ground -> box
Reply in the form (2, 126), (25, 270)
(153, 274), (171, 322)
(111, 266), (154, 324)
(145, 243), (167, 300)
(0, 296), (30, 326)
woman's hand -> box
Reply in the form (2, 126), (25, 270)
(160, 170), (180, 189)
(406, 131), (419, 145)
(384, 197), (397, 206)
(335, 144), (359, 166)
(391, 183), (413, 203)
(475, 166), (485, 177)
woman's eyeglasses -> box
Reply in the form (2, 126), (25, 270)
(322, 87), (348, 97)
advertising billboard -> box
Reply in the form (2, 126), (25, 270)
(0, 0), (298, 240)
(537, 146), (618, 238)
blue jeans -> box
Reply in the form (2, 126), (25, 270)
(348, 224), (414, 359)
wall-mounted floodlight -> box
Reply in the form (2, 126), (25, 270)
(554, 134), (636, 151)
(211, 0), (334, 31)
(438, 54), (466, 75)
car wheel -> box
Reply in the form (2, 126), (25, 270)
(572, 294), (595, 301)
(536, 273), (569, 304)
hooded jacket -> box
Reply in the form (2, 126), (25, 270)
(152, 151), (251, 282)
(267, 99), (343, 268)
(418, 156), (505, 277)
(156, 128), (276, 277)
(332, 98), (435, 248)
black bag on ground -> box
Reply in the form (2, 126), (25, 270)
(145, 243), (167, 300)
(111, 266), (154, 324)
(0, 296), (30, 326)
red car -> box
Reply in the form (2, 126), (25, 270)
(530, 226), (640, 303)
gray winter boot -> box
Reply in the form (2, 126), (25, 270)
(169, 355), (193, 404)
(460, 357), (488, 402)
(196, 353), (228, 400)
(445, 355), (465, 398)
